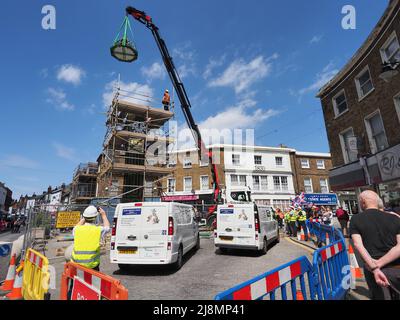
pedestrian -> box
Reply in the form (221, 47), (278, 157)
(322, 207), (333, 226)
(284, 209), (291, 236)
(297, 207), (308, 240)
(276, 208), (284, 228)
(349, 190), (400, 300)
(336, 207), (350, 237)
(71, 206), (110, 271)
(162, 89), (170, 111)
(289, 207), (298, 237)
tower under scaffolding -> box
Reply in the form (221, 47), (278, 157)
(96, 87), (175, 203)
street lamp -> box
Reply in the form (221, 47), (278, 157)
(379, 60), (399, 82)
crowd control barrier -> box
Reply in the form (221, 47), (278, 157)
(313, 240), (350, 300)
(306, 221), (342, 247)
(60, 262), (128, 300)
(22, 248), (51, 300)
(215, 226), (350, 300)
(215, 257), (317, 300)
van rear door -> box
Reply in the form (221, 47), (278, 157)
(217, 204), (256, 246)
(115, 203), (168, 260)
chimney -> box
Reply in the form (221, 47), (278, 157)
(48, 186), (52, 194)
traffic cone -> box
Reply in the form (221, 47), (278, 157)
(325, 233), (330, 245)
(0, 254), (16, 292)
(5, 262), (24, 300)
(348, 244), (363, 289)
(296, 290), (304, 300)
(297, 227), (306, 241)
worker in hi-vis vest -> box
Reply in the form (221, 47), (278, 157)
(162, 89), (170, 111)
(71, 206), (110, 271)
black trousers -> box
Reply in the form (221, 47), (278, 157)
(289, 221), (297, 237)
(364, 267), (400, 300)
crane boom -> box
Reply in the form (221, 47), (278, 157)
(126, 6), (220, 212)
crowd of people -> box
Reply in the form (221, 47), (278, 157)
(0, 216), (25, 233)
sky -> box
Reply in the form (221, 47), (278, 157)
(0, 0), (389, 198)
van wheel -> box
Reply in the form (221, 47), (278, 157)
(261, 238), (268, 255)
(174, 246), (183, 270)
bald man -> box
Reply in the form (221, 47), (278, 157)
(349, 190), (400, 300)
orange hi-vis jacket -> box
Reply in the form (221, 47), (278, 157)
(162, 92), (170, 105)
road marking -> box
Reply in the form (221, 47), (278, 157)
(284, 237), (315, 255)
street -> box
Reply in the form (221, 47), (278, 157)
(49, 235), (311, 300)
(0, 230), (24, 243)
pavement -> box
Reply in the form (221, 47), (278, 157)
(0, 230), (24, 243)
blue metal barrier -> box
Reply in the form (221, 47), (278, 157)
(313, 239), (350, 300)
(215, 224), (350, 300)
(215, 256), (316, 300)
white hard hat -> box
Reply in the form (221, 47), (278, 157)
(165, 89), (169, 93)
(83, 206), (98, 219)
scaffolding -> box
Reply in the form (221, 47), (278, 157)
(97, 88), (175, 203)
(70, 163), (98, 204)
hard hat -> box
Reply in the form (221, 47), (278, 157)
(165, 89), (169, 93)
(83, 206), (98, 219)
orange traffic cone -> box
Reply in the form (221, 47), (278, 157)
(0, 254), (16, 292)
(297, 228), (306, 241)
(5, 262), (24, 300)
(296, 290), (305, 300)
(325, 233), (330, 245)
(348, 244), (363, 289)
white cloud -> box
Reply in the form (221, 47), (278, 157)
(199, 99), (280, 131)
(208, 54), (278, 94)
(141, 62), (166, 81)
(53, 142), (78, 162)
(46, 88), (75, 111)
(298, 62), (338, 96)
(203, 55), (226, 80)
(310, 35), (323, 44)
(0, 155), (39, 170)
(103, 80), (154, 107)
(173, 43), (197, 78)
(57, 64), (86, 85)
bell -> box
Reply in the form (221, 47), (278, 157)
(110, 39), (138, 63)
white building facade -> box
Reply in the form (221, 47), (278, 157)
(223, 145), (296, 208)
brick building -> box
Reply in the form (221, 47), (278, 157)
(70, 162), (98, 205)
(290, 151), (332, 194)
(317, 0), (400, 210)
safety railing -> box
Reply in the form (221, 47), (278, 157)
(313, 240), (350, 300)
(306, 220), (342, 247)
(22, 248), (51, 300)
(60, 262), (128, 300)
(215, 256), (317, 300)
(215, 226), (350, 301)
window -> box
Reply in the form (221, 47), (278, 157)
(184, 177), (192, 192)
(167, 178), (176, 193)
(394, 93), (400, 125)
(273, 199), (291, 208)
(200, 176), (209, 190)
(320, 179), (329, 193)
(281, 176), (288, 191)
(232, 154), (240, 165)
(300, 159), (310, 169)
(365, 111), (388, 153)
(231, 174), (247, 187)
(261, 176), (268, 190)
(254, 155), (262, 165)
(340, 128), (358, 163)
(355, 66), (374, 99)
(252, 176), (260, 191)
(380, 31), (400, 64)
(304, 178), (313, 193)
(200, 157), (209, 167)
(273, 176), (281, 191)
(275, 157), (283, 166)
(332, 90), (348, 117)
(183, 158), (192, 168)
(317, 160), (325, 170)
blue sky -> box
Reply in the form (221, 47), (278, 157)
(0, 0), (389, 198)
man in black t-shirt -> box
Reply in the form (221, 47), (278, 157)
(350, 190), (400, 300)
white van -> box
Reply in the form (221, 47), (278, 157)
(214, 204), (279, 254)
(110, 202), (200, 270)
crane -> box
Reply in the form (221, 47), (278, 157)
(123, 6), (221, 217)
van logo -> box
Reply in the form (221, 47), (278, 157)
(220, 209), (234, 214)
(122, 208), (141, 216)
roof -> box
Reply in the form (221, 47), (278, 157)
(317, 0), (400, 98)
(295, 151), (331, 158)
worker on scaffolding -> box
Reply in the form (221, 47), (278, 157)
(162, 89), (170, 111)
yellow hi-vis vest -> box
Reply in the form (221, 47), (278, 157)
(298, 211), (307, 222)
(289, 211), (298, 222)
(72, 225), (101, 269)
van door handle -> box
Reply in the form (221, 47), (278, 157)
(127, 235), (137, 240)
